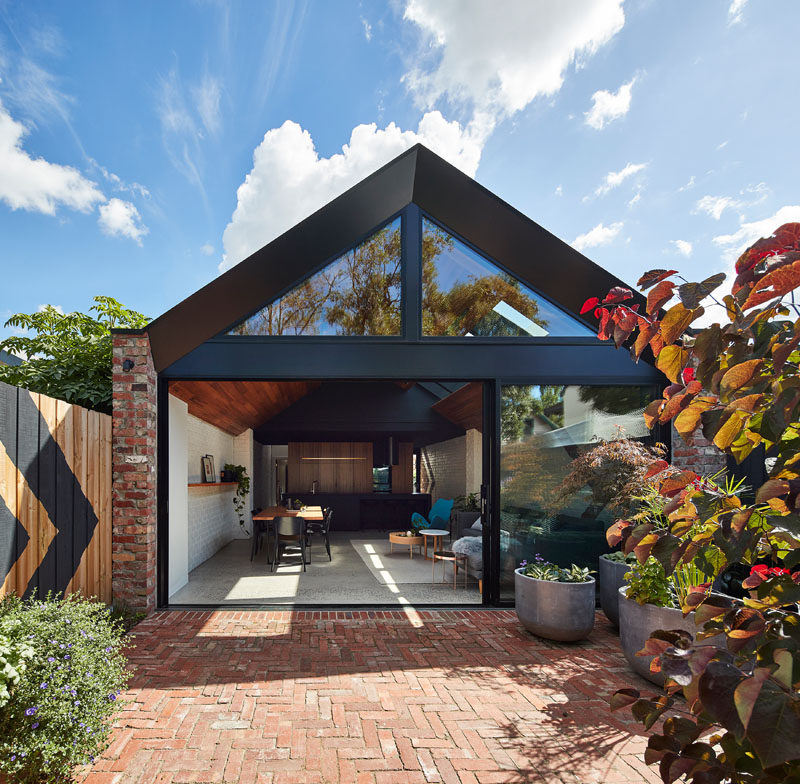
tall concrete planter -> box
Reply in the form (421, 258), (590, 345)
(514, 568), (596, 642)
(618, 587), (727, 685)
(598, 556), (631, 628)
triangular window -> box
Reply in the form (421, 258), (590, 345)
(422, 218), (593, 337)
(229, 217), (402, 336)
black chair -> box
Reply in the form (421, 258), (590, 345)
(249, 507), (265, 562)
(305, 507), (333, 562)
(272, 516), (307, 572)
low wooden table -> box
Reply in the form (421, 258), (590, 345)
(432, 550), (468, 589)
(420, 528), (449, 559)
(388, 531), (423, 558)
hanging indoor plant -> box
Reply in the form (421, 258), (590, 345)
(223, 463), (251, 535)
(515, 555), (596, 641)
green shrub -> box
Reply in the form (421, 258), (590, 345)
(0, 594), (130, 783)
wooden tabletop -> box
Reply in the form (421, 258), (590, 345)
(253, 506), (324, 521)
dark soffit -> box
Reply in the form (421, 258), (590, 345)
(146, 144), (647, 373)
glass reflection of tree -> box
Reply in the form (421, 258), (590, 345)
(500, 385), (572, 526)
(577, 386), (651, 415)
(232, 223), (401, 335)
(421, 223), (548, 336)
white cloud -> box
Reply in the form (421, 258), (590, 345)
(361, 17), (372, 41)
(192, 75), (221, 135)
(200, 242), (215, 256)
(403, 0), (625, 119)
(713, 206), (800, 262)
(555, 185), (563, 197)
(98, 198), (148, 245)
(678, 175), (695, 192)
(0, 98), (105, 215)
(695, 194), (740, 220)
(220, 113), (485, 271)
(37, 304), (64, 314)
(571, 221), (623, 252)
(585, 77), (635, 130)
(628, 190), (641, 207)
(672, 240), (693, 257)
(87, 158), (150, 199)
(728, 0), (748, 24)
(594, 161), (646, 196)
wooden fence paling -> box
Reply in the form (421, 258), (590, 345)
(0, 381), (112, 603)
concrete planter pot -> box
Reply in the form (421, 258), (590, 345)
(598, 556), (631, 628)
(618, 587), (727, 685)
(514, 568), (596, 642)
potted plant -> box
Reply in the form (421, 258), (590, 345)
(598, 550), (636, 627)
(515, 555), (596, 641)
(223, 463), (251, 534)
(617, 556), (724, 685)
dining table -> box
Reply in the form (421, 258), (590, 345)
(251, 506), (325, 564)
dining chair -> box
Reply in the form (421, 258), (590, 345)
(249, 507), (265, 562)
(305, 507), (333, 562)
(272, 516), (307, 572)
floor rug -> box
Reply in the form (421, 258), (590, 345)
(350, 537), (448, 585)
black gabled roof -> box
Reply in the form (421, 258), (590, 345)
(146, 144), (642, 372)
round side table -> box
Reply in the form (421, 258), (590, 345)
(420, 528), (449, 559)
(432, 550), (468, 589)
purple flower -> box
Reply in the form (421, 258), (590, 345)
(31, 722), (39, 729)
(24, 707), (37, 716)
(10, 754), (16, 761)
(70, 689), (77, 697)
(40, 682), (48, 689)
(519, 560), (528, 567)
(86, 672), (93, 678)
(47, 656), (55, 663)
(108, 694), (117, 702)
(74, 700), (81, 706)
(105, 647), (112, 653)
(59, 644), (65, 649)
(64, 655), (70, 660)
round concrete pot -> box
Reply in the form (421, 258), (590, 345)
(598, 556), (631, 629)
(514, 568), (596, 642)
(618, 587), (727, 686)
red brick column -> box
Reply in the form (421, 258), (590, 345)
(671, 424), (727, 476)
(111, 330), (157, 613)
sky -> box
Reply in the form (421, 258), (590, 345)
(1, 0), (799, 339)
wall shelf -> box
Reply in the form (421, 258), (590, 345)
(188, 482), (237, 489)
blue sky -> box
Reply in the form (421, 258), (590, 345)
(1, 0), (798, 338)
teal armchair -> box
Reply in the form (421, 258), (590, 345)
(411, 498), (454, 534)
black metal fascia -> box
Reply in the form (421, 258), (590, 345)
(161, 340), (663, 383)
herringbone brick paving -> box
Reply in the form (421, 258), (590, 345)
(79, 609), (661, 783)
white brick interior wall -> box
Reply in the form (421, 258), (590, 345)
(187, 416), (252, 571)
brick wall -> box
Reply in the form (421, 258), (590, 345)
(670, 424), (727, 476)
(420, 430), (482, 503)
(111, 331), (157, 613)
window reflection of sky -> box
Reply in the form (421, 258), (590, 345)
(423, 219), (592, 337)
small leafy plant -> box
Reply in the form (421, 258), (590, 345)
(453, 492), (480, 512)
(601, 550), (638, 563)
(0, 593), (129, 783)
(520, 555), (594, 583)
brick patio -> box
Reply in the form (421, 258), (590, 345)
(80, 609), (661, 784)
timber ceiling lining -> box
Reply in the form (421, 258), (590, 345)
(431, 382), (483, 433)
(169, 380), (320, 435)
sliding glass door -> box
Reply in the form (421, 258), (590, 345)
(497, 384), (655, 601)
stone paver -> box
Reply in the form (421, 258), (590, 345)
(79, 609), (661, 784)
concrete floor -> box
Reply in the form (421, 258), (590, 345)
(169, 531), (482, 605)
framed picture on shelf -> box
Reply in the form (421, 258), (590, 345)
(202, 455), (216, 483)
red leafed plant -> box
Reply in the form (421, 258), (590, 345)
(584, 224), (800, 783)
